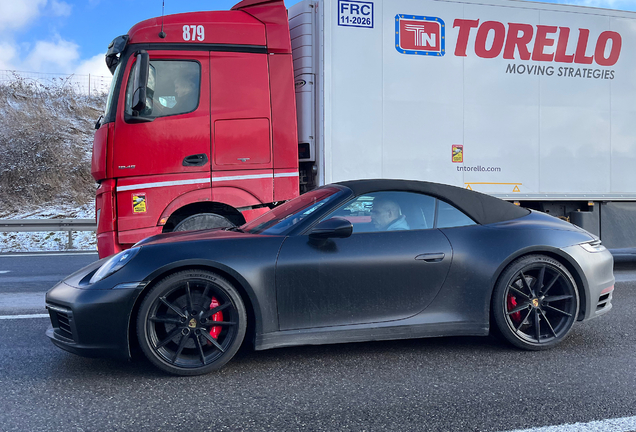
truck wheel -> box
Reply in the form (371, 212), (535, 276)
(173, 213), (235, 232)
(492, 254), (579, 350)
(136, 270), (247, 376)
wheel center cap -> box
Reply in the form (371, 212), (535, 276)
(531, 298), (540, 308)
(188, 318), (197, 328)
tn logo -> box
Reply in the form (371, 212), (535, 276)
(395, 15), (446, 56)
(403, 24), (437, 47)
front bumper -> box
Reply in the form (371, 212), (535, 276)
(46, 281), (143, 359)
(560, 244), (615, 321)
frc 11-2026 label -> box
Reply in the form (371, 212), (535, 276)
(338, 1), (374, 28)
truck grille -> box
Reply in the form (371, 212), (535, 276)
(47, 303), (75, 342)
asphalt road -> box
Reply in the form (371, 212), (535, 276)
(0, 254), (635, 431)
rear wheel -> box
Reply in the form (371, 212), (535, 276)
(492, 255), (579, 350)
(173, 213), (235, 232)
(137, 270), (246, 375)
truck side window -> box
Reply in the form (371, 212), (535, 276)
(436, 200), (476, 228)
(125, 60), (201, 118)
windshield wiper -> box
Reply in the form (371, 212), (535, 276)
(224, 226), (244, 233)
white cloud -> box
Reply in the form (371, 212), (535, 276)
(23, 38), (80, 73)
(75, 53), (111, 78)
(0, 42), (18, 70)
(1, 36), (110, 81)
(0, 0), (47, 33)
(50, 0), (72, 17)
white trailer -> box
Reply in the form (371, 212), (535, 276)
(289, 0), (636, 249)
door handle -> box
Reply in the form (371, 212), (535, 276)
(415, 253), (445, 262)
(183, 154), (208, 166)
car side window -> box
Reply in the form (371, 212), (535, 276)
(125, 60), (200, 118)
(324, 191), (436, 233)
(436, 200), (476, 228)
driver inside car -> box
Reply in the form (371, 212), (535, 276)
(370, 198), (409, 231)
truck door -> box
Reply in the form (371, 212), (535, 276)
(209, 52), (273, 205)
(113, 50), (211, 236)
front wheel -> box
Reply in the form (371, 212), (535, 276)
(492, 255), (579, 350)
(137, 270), (247, 375)
(173, 213), (235, 232)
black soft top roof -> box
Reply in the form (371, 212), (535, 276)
(335, 179), (530, 225)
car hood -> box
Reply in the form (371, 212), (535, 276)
(134, 228), (265, 247)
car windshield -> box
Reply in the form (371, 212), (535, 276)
(242, 187), (344, 235)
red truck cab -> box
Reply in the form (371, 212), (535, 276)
(92, 0), (299, 257)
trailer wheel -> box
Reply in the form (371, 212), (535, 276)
(173, 213), (235, 232)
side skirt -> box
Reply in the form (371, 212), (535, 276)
(255, 321), (488, 351)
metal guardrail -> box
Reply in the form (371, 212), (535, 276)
(0, 219), (97, 249)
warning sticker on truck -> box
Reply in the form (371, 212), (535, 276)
(452, 145), (463, 163)
(338, 1), (373, 28)
(133, 194), (147, 213)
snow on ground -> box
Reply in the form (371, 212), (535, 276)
(0, 202), (96, 253)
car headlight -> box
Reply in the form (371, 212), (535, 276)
(89, 247), (141, 284)
(579, 240), (607, 253)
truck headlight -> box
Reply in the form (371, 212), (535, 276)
(90, 247), (140, 284)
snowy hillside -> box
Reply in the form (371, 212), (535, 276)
(0, 78), (106, 252)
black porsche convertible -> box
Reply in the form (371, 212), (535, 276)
(46, 180), (615, 375)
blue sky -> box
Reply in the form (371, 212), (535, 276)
(0, 0), (634, 78)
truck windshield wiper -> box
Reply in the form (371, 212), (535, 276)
(224, 226), (244, 232)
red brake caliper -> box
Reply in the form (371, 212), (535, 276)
(507, 294), (521, 323)
(209, 297), (223, 339)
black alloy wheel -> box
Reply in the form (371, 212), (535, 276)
(137, 270), (246, 375)
(492, 255), (579, 350)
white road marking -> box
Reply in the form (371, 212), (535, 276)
(0, 271), (10, 274)
(0, 292), (45, 310)
(0, 314), (49, 320)
(503, 415), (636, 432)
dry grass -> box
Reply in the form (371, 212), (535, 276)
(0, 76), (107, 213)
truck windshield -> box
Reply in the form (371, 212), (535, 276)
(242, 187), (344, 235)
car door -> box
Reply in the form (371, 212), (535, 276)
(275, 191), (454, 330)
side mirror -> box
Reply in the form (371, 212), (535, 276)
(131, 50), (150, 113)
(105, 35), (128, 74)
(309, 218), (353, 240)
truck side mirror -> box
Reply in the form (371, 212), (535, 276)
(131, 50), (150, 113)
(105, 35), (128, 74)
